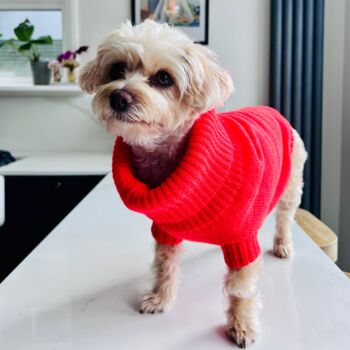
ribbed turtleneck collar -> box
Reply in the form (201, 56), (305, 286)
(112, 110), (234, 223)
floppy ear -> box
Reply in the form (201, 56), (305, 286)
(183, 44), (234, 112)
(79, 59), (101, 93)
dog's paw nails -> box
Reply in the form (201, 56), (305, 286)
(139, 292), (170, 314)
(226, 325), (257, 348)
(273, 239), (294, 258)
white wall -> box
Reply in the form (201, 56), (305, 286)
(322, 0), (346, 235)
(209, 0), (270, 111)
(0, 0), (270, 153)
(338, 1), (350, 271)
(322, 0), (350, 270)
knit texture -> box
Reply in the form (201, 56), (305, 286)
(112, 106), (294, 269)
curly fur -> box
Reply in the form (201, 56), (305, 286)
(140, 243), (182, 313)
(79, 20), (233, 154)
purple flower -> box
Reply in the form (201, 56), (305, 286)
(57, 46), (89, 62)
(57, 50), (74, 62)
(75, 46), (88, 55)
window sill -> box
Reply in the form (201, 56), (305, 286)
(0, 84), (83, 97)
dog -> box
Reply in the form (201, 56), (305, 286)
(79, 20), (307, 348)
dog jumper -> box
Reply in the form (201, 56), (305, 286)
(112, 106), (294, 269)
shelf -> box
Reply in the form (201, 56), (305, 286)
(0, 84), (83, 97)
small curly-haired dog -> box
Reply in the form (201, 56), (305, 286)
(80, 20), (307, 348)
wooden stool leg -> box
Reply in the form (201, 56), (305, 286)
(295, 208), (338, 262)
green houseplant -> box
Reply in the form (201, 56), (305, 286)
(1, 19), (53, 85)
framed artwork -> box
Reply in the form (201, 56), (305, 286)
(132, 0), (209, 45)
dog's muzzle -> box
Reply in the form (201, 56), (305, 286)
(109, 89), (133, 113)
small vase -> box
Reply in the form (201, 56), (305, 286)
(30, 60), (51, 85)
(52, 67), (62, 83)
(67, 68), (76, 83)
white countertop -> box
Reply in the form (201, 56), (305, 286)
(0, 175), (349, 350)
(0, 152), (111, 176)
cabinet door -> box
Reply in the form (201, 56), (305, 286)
(0, 175), (103, 282)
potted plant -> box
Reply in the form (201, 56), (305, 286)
(1, 19), (53, 85)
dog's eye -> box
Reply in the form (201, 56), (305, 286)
(151, 71), (173, 87)
(110, 62), (126, 81)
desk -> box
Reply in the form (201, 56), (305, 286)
(0, 175), (349, 350)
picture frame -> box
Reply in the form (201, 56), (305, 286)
(131, 0), (209, 45)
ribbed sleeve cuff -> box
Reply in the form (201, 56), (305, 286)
(221, 236), (261, 269)
(151, 223), (183, 246)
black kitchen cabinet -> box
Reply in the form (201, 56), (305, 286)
(0, 175), (104, 282)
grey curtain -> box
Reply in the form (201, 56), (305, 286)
(270, 0), (324, 217)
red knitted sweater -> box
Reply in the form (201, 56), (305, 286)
(112, 106), (294, 269)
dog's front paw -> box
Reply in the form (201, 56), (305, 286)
(273, 237), (294, 258)
(226, 317), (260, 348)
(139, 292), (172, 314)
(226, 296), (261, 348)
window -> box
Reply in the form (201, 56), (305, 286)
(0, 10), (63, 78)
(0, 0), (78, 84)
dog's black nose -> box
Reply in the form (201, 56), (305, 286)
(109, 90), (133, 112)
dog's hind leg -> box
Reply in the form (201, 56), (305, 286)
(273, 129), (307, 258)
(140, 243), (181, 314)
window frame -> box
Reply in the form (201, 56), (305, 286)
(0, 0), (78, 51)
(0, 0), (78, 85)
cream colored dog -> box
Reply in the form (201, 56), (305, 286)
(80, 20), (307, 348)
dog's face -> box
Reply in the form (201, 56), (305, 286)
(79, 20), (233, 146)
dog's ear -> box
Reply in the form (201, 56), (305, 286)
(183, 44), (234, 112)
(79, 59), (100, 94)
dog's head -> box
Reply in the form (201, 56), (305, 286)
(79, 20), (233, 146)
